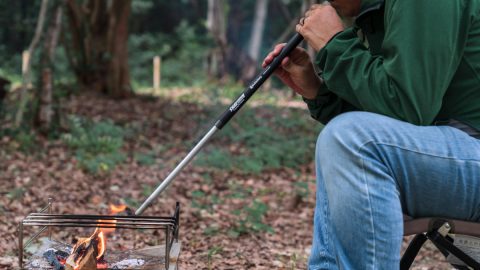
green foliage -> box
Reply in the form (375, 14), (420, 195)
(227, 181), (252, 199)
(62, 116), (127, 174)
(13, 130), (38, 153)
(7, 187), (26, 200)
(195, 149), (234, 170)
(0, 1), (42, 63)
(123, 197), (141, 209)
(129, 20), (213, 88)
(229, 200), (273, 237)
(207, 246), (223, 270)
(0, 0), (308, 89)
(203, 226), (220, 236)
(294, 181), (310, 198)
(0, 53), (22, 85)
(208, 246), (223, 257)
(196, 108), (319, 174)
(134, 151), (156, 166)
(131, 1), (154, 13)
(191, 190), (223, 213)
(141, 184), (155, 197)
(0, 31), (74, 87)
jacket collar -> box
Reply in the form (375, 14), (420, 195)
(356, 0), (384, 21)
(361, 0), (383, 10)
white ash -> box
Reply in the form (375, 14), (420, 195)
(110, 258), (145, 269)
(28, 258), (147, 269)
(29, 258), (53, 268)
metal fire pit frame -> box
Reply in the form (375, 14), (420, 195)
(18, 199), (180, 270)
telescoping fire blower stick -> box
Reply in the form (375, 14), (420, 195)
(135, 33), (304, 215)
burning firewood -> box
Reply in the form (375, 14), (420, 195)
(62, 204), (127, 269)
(64, 237), (99, 270)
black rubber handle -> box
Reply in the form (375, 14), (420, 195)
(215, 33), (304, 129)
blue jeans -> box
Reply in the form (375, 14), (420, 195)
(308, 112), (480, 270)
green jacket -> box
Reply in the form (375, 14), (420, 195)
(304, 0), (480, 132)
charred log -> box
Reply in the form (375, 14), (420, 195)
(43, 249), (65, 270)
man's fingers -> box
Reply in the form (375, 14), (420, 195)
(263, 43), (287, 67)
(304, 9), (313, 18)
(281, 56), (302, 73)
(306, 2), (331, 16)
(299, 17), (305, 26)
(281, 57), (291, 69)
(263, 52), (276, 66)
(296, 24), (304, 36)
(263, 52), (277, 66)
(274, 43), (286, 54)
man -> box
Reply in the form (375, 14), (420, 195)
(263, 0), (480, 268)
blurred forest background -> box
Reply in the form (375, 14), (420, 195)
(0, 0), (313, 91)
(0, 0), (449, 269)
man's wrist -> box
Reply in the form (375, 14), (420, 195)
(303, 91), (318, 100)
(302, 77), (323, 99)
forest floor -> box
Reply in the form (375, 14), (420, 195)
(0, 89), (453, 269)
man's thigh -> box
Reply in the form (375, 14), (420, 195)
(335, 112), (480, 221)
(381, 130), (480, 221)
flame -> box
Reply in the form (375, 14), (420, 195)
(94, 204), (126, 258)
(110, 204), (127, 213)
(96, 231), (106, 259)
(68, 204), (127, 267)
(98, 219), (117, 235)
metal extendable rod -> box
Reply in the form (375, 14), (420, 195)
(136, 126), (218, 215)
(136, 33), (304, 215)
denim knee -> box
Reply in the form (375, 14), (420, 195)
(316, 112), (378, 161)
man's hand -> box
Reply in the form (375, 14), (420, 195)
(262, 44), (321, 99)
(296, 3), (345, 52)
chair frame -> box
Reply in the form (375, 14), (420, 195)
(401, 217), (480, 269)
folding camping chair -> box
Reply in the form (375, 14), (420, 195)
(401, 216), (480, 269)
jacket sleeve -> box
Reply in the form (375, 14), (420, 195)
(303, 82), (358, 125)
(316, 0), (469, 125)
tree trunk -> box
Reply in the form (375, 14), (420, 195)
(242, 0), (269, 82)
(248, 0), (268, 62)
(206, 0), (228, 79)
(14, 0), (49, 128)
(64, 0), (132, 98)
(106, 0), (132, 97)
(36, 0), (63, 134)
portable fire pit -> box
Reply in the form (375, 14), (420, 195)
(18, 199), (181, 270)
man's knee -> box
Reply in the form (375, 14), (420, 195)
(315, 111), (401, 165)
(317, 112), (371, 152)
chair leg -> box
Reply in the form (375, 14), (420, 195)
(427, 230), (480, 270)
(430, 234), (454, 258)
(400, 233), (428, 270)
